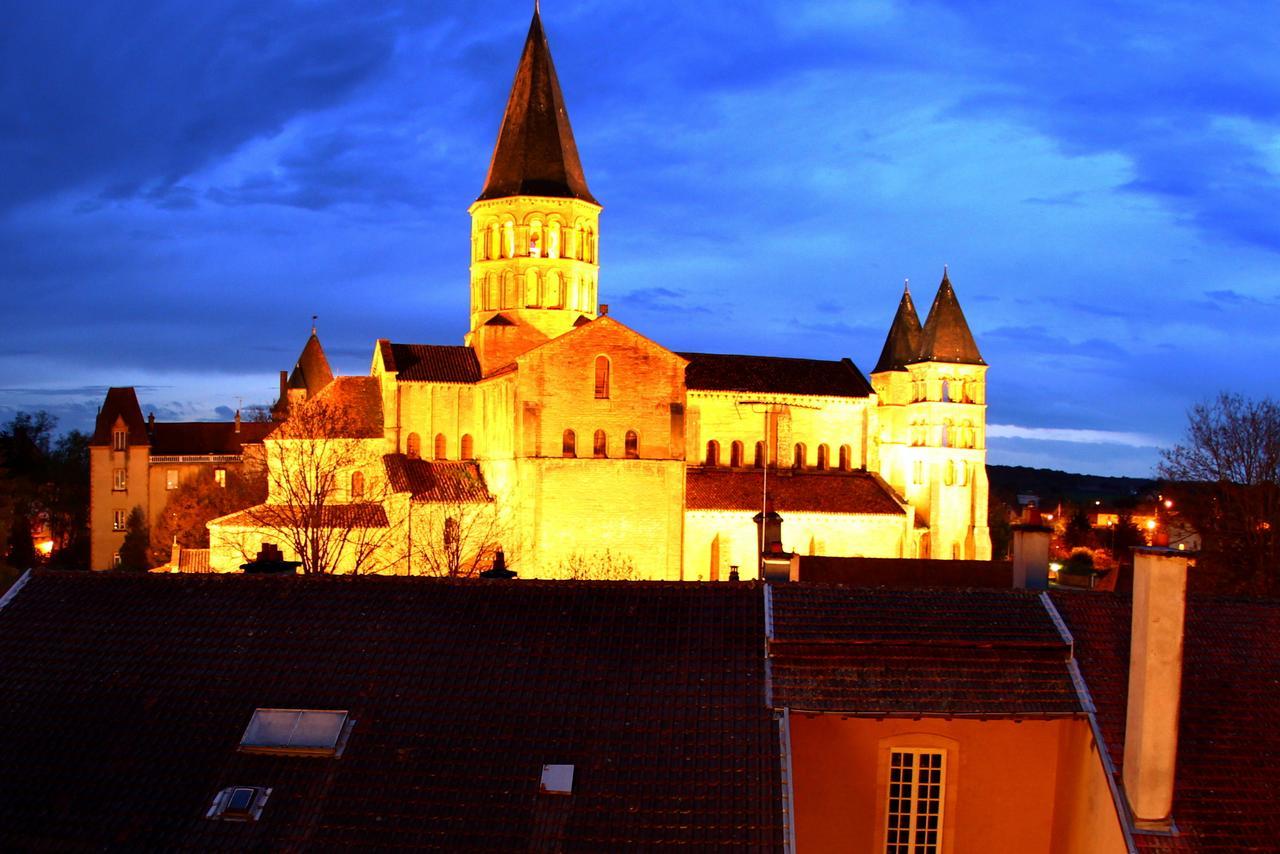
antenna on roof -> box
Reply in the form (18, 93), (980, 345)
(903, 277), (910, 294)
(311, 314), (318, 335)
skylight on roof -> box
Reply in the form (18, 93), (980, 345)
(540, 764), (574, 795)
(207, 786), (271, 821)
(239, 709), (351, 756)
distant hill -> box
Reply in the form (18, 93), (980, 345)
(987, 464), (1158, 509)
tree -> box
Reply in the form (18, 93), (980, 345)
(559, 549), (637, 581)
(1158, 393), (1280, 595)
(43, 430), (89, 568)
(1063, 508), (1097, 550)
(150, 466), (267, 567)
(118, 506), (151, 571)
(219, 395), (399, 575)
(407, 496), (508, 578)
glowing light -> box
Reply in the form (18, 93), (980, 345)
(1163, 499), (1173, 509)
(1146, 520), (1157, 530)
(37, 540), (54, 556)
(1043, 513), (1054, 521)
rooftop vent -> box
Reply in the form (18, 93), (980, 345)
(207, 786), (271, 821)
(540, 764), (574, 795)
(240, 708), (351, 757)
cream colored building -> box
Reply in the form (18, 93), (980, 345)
(203, 8), (991, 579)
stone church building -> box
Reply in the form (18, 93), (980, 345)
(149, 9), (989, 578)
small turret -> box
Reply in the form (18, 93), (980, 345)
(913, 268), (985, 366)
(873, 280), (923, 374)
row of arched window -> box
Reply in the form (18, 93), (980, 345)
(703, 440), (855, 471)
(909, 420), (980, 449)
(563, 429), (640, 459)
(474, 219), (597, 263)
(405, 432), (475, 461)
(912, 377), (982, 404)
(473, 270), (597, 313)
(912, 460), (971, 487)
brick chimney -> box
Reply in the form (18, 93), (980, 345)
(1012, 505), (1052, 589)
(1123, 545), (1190, 830)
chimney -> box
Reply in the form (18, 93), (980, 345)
(147, 412), (156, 436)
(279, 370), (288, 402)
(234, 409), (241, 433)
(169, 536), (181, 572)
(1011, 505), (1052, 589)
(599, 303), (609, 316)
(479, 548), (517, 580)
(1122, 545), (1190, 830)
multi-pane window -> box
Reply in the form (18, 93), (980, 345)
(113, 468), (127, 491)
(215, 468), (227, 488)
(885, 750), (945, 854)
(112, 429), (127, 451)
(166, 469), (179, 490)
(113, 510), (126, 531)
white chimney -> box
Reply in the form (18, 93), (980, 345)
(1122, 545), (1190, 829)
(1012, 506), (1051, 589)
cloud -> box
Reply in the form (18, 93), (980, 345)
(987, 424), (1162, 448)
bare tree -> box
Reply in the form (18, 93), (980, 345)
(407, 497), (508, 578)
(1158, 393), (1280, 595)
(559, 549), (637, 581)
(217, 395), (400, 575)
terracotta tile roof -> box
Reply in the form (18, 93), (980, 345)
(216, 502), (390, 529)
(150, 421), (273, 455)
(382, 341), (482, 383)
(383, 455), (492, 503)
(178, 549), (211, 573)
(772, 646), (1081, 716)
(275, 376), (384, 439)
(0, 573), (781, 850)
(686, 469), (905, 516)
(1052, 591), (1280, 852)
(679, 352), (873, 397)
(770, 584), (1063, 647)
(795, 556), (1013, 588)
(89, 386), (148, 445)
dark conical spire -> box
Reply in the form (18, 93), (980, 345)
(873, 280), (924, 373)
(914, 268), (985, 365)
(477, 9), (597, 204)
(288, 331), (335, 397)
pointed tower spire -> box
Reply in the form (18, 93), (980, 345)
(873, 279), (924, 373)
(288, 330), (335, 398)
(477, 8), (597, 203)
(915, 268), (985, 365)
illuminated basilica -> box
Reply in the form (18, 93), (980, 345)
(197, 8), (992, 578)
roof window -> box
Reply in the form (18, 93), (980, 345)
(207, 786), (271, 821)
(239, 708), (351, 757)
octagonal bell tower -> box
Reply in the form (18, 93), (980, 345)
(466, 7), (602, 374)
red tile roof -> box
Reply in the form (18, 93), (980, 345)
(150, 421), (273, 455)
(1052, 591), (1280, 852)
(687, 469), (905, 515)
(217, 502), (390, 529)
(769, 585), (1081, 717)
(275, 376), (384, 439)
(381, 341), (482, 383)
(795, 556), (1013, 588)
(679, 352), (873, 397)
(0, 573), (781, 850)
(383, 455), (492, 503)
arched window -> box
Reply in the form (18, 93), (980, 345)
(547, 222), (561, 259)
(563, 429), (576, 458)
(816, 444), (830, 470)
(528, 219), (543, 257)
(406, 433), (421, 459)
(945, 459), (955, 485)
(547, 270), (562, 308)
(793, 443), (806, 469)
(434, 433), (447, 460)
(941, 379), (952, 403)
(593, 430), (607, 458)
(958, 461), (968, 486)
(503, 271), (517, 308)
(754, 441), (765, 468)
(444, 517), (459, 548)
(585, 228), (595, 263)
(594, 355), (610, 399)
(625, 430), (639, 459)
(488, 222), (500, 260)
(730, 441), (743, 467)
(941, 419), (953, 449)
(839, 444), (852, 471)
(485, 273), (498, 310)
(705, 440), (720, 466)
(460, 434), (474, 460)
(502, 220), (515, 258)
(351, 471), (365, 500)
(574, 224), (585, 260)
(525, 270), (540, 307)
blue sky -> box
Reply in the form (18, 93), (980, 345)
(2, 0), (1277, 477)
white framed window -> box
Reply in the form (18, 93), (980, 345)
(166, 469), (179, 490)
(113, 468), (127, 491)
(885, 749), (946, 854)
(215, 468), (227, 488)
(113, 510), (126, 531)
(112, 429), (127, 451)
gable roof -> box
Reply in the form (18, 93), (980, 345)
(680, 352), (873, 398)
(0, 572), (782, 850)
(383, 455), (492, 504)
(215, 502), (390, 529)
(768, 585), (1082, 717)
(1052, 591), (1280, 852)
(686, 469), (904, 516)
(150, 421), (274, 455)
(873, 284), (924, 373)
(89, 386), (149, 446)
(913, 270), (985, 366)
(380, 341), (482, 384)
(476, 9), (597, 204)
(271, 376), (383, 440)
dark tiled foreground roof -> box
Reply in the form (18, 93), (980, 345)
(687, 469), (904, 516)
(1052, 591), (1280, 853)
(795, 555), (1012, 588)
(679, 352), (873, 397)
(0, 573), (781, 851)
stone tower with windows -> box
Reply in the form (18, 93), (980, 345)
(466, 8), (602, 375)
(873, 270), (991, 559)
